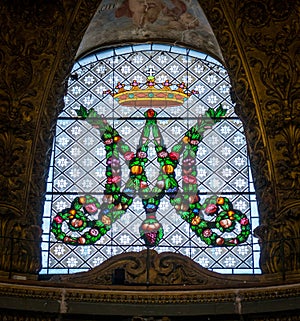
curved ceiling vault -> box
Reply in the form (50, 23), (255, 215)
(76, 0), (223, 61)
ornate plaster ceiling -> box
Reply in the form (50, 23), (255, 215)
(76, 0), (223, 61)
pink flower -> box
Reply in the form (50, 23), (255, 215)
(169, 152), (179, 160)
(202, 229), (212, 237)
(137, 151), (147, 158)
(240, 217), (249, 225)
(54, 215), (63, 224)
(124, 151), (135, 160)
(104, 138), (113, 145)
(158, 151), (168, 158)
(190, 139), (199, 145)
(183, 175), (197, 184)
(205, 203), (218, 215)
(111, 176), (121, 183)
(85, 203), (98, 214)
(107, 176), (121, 184)
(89, 228), (99, 237)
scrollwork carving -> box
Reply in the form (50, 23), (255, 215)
(57, 250), (208, 285)
(0, 1), (101, 274)
(56, 250), (263, 287)
(0, 214), (41, 274)
(255, 203), (300, 274)
(239, 1), (269, 28)
(200, 0), (300, 273)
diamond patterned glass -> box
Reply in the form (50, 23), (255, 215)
(41, 44), (260, 275)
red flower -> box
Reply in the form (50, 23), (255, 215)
(229, 238), (239, 245)
(147, 109), (155, 118)
(54, 215), (63, 224)
(169, 152), (179, 160)
(107, 176), (121, 184)
(240, 217), (249, 225)
(140, 181), (148, 189)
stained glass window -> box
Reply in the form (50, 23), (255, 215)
(41, 44), (260, 274)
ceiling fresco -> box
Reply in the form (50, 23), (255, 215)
(77, 0), (223, 60)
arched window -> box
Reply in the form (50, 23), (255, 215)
(41, 44), (260, 274)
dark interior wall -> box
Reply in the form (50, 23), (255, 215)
(199, 0), (300, 273)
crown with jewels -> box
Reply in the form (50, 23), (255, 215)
(104, 76), (198, 108)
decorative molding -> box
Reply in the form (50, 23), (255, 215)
(0, 315), (55, 321)
(0, 278), (300, 305)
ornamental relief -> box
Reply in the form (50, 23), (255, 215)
(235, 1), (300, 195)
(0, 2), (65, 211)
(200, 0), (300, 273)
(228, 2), (299, 195)
(57, 250), (209, 285)
(0, 0), (100, 274)
(199, 1), (276, 220)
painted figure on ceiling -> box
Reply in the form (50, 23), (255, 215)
(115, 0), (198, 29)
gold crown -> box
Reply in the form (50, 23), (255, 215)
(104, 76), (198, 108)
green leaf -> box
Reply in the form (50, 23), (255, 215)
(205, 107), (215, 119)
(76, 105), (88, 119)
(215, 105), (227, 118)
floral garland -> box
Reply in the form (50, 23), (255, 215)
(51, 106), (251, 247)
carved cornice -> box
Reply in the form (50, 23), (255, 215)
(0, 280), (300, 305)
(0, 314), (55, 321)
